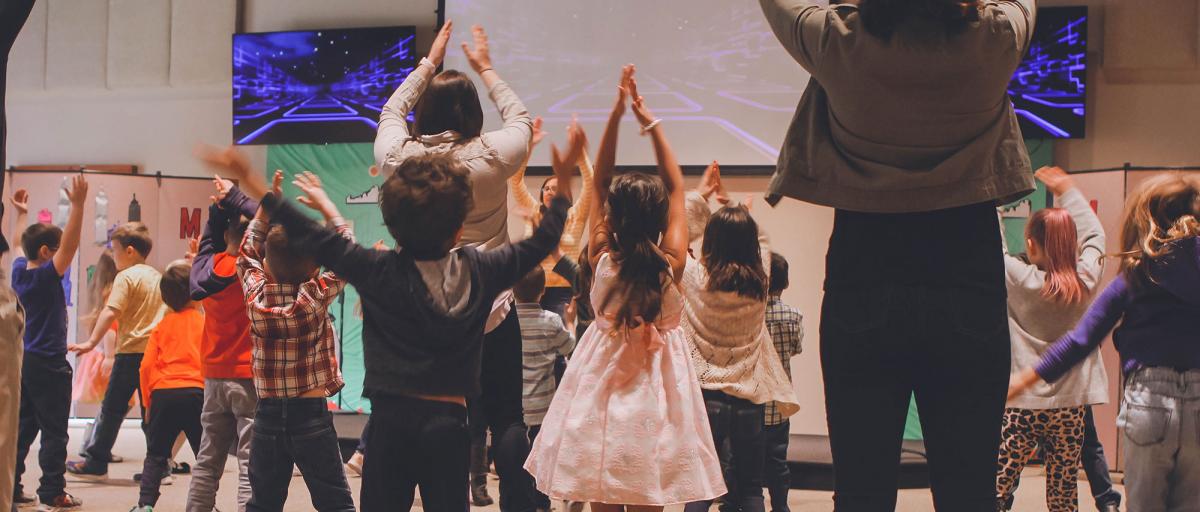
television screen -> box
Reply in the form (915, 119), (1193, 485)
(1009, 6), (1088, 139)
(233, 26), (416, 145)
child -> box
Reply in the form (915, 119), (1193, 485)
(996, 167), (1108, 512)
(68, 221), (167, 479)
(525, 65), (726, 511)
(185, 179), (259, 512)
(514, 266), (577, 511)
(198, 115), (578, 511)
(226, 170), (355, 511)
(10, 178), (87, 510)
(1009, 173), (1200, 511)
(763, 252), (804, 512)
(133, 261), (205, 511)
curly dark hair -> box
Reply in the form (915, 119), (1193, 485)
(380, 153), (473, 260)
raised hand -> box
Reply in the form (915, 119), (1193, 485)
(461, 24), (493, 74)
(625, 67), (655, 127)
(531, 117), (547, 148)
(197, 144), (267, 199)
(428, 20), (453, 67)
(212, 175), (235, 204)
(1035, 166), (1074, 196)
(10, 189), (29, 215)
(185, 234), (200, 262)
(698, 161), (721, 199)
(613, 64), (634, 115)
(271, 170), (284, 197)
(65, 175), (89, 206)
(293, 171), (340, 220)
(550, 117), (587, 203)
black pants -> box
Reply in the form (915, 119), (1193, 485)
(540, 287), (573, 384)
(822, 204), (1010, 512)
(481, 309), (538, 512)
(84, 353), (145, 472)
(1081, 406), (1122, 508)
(526, 425), (551, 508)
(355, 416), (371, 455)
(685, 390), (767, 512)
(0, 0), (37, 249)
(14, 354), (72, 502)
(763, 421), (792, 512)
(360, 395), (469, 511)
(246, 398), (354, 512)
(139, 388), (203, 507)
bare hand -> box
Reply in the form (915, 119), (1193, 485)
(530, 117), (546, 148)
(612, 64), (634, 115)
(461, 24), (493, 74)
(1035, 166), (1074, 196)
(565, 298), (577, 327)
(698, 161), (721, 199)
(293, 171), (339, 219)
(68, 342), (96, 355)
(373, 239), (388, 251)
(185, 235), (200, 262)
(428, 20), (453, 67)
(65, 175), (89, 206)
(196, 144), (267, 199)
(625, 67), (655, 127)
(550, 117), (587, 202)
(271, 170), (284, 197)
(213, 175), (235, 203)
(9, 189), (28, 215)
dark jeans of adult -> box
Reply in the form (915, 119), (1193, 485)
(245, 398), (355, 512)
(84, 353), (146, 472)
(14, 354), (72, 502)
(360, 395), (469, 511)
(1082, 406), (1122, 508)
(0, 0), (38, 252)
(139, 388), (203, 507)
(482, 309), (538, 512)
(685, 390), (768, 512)
(763, 421), (792, 512)
(822, 203), (1010, 511)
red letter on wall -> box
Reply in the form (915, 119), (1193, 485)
(180, 207), (202, 239)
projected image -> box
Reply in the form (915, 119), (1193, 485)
(233, 26), (416, 145)
(1008, 7), (1087, 139)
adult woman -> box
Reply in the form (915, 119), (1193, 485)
(759, 0), (1036, 509)
(374, 21), (538, 512)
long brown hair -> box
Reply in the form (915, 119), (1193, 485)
(1026, 208), (1087, 304)
(412, 70), (484, 140)
(701, 205), (767, 301)
(600, 173), (670, 329)
(1118, 173), (1200, 289)
(858, 0), (982, 40)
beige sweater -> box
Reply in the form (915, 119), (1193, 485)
(681, 198), (800, 417)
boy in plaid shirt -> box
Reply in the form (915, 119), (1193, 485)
(763, 252), (803, 512)
(233, 170), (355, 512)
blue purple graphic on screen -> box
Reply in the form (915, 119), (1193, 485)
(232, 26), (416, 145)
(1008, 7), (1087, 139)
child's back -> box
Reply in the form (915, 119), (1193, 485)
(11, 257), (67, 356)
(110, 262), (166, 354)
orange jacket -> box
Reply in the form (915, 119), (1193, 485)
(200, 253), (254, 379)
(139, 307), (205, 408)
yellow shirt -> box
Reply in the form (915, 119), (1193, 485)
(107, 263), (167, 354)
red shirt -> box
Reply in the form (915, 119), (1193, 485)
(140, 308), (205, 408)
(200, 253), (254, 379)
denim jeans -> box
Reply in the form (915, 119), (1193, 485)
(245, 398), (354, 512)
(1081, 406), (1121, 508)
(84, 353), (145, 472)
(685, 390), (767, 512)
(821, 203), (1010, 512)
(1117, 367), (1200, 512)
(187, 378), (258, 512)
(763, 421), (792, 512)
(360, 395), (469, 512)
(14, 353), (72, 501)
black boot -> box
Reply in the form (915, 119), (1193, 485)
(470, 437), (494, 507)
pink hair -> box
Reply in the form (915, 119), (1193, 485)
(1026, 208), (1087, 304)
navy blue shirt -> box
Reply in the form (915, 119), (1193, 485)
(11, 257), (68, 357)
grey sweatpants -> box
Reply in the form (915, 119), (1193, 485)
(186, 378), (257, 512)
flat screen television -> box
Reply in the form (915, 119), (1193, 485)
(1009, 6), (1088, 139)
(232, 26), (416, 145)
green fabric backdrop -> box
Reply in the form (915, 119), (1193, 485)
(266, 143), (381, 413)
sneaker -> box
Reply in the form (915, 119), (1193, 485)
(13, 492), (37, 508)
(127, 506), (153, 512)
(169, 461), (191, 474)
(131, 474), (174, 486)
(38, 493), (82, 511)
(470, 478), (494, 507)
(65, 461), (107, 481)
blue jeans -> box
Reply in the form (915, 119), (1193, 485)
(245, 398), (354, 512)
(685, 390), (767, 512)
(1117, 367), (1200, 512)
(763, 421), (792, 512)
(83, 353), (145, 471)
(1081, 406), (1121, 508)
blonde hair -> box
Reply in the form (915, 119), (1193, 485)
(1118, 173), (1200, 288)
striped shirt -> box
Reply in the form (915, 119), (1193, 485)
(238, 219), (350, 399)
(764, 296), (804, 426)
(517, 302), (576, 426)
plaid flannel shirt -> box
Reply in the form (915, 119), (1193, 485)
(764, 296), (804, 426)
(238, 218), (351, 399)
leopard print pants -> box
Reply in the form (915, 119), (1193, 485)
(995, 406), (1087, 512)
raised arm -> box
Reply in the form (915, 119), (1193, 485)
(191, 178), (237, 300)
(567, 150), (596, 250)
(509, 117), (544, 218)
(627, 69), (688, 283)
(261, 194), (383, 294)
(374, 21), (452, 166)
(463, 24), (533, 175)
(588, 65), (634, 268)
(53, 176), (87, 275)
(758, 0), (830, 74)
(8, 189), (28, 257)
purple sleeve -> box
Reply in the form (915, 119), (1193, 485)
(1035, 275), (1130, 383)
(190, 203), (235, 300)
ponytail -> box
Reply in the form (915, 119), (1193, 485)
(1026, 208), (1086, 304)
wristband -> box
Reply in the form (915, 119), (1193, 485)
(640, 119), (662, 135)
(478, 67), (495, 74)
(419, 57), (436, 70)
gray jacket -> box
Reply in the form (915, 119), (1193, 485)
(1004, 188), (1109, 409)
(759, 0), (1037, 212)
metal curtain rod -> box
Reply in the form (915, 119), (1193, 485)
(1068, 163), (1200, 175)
